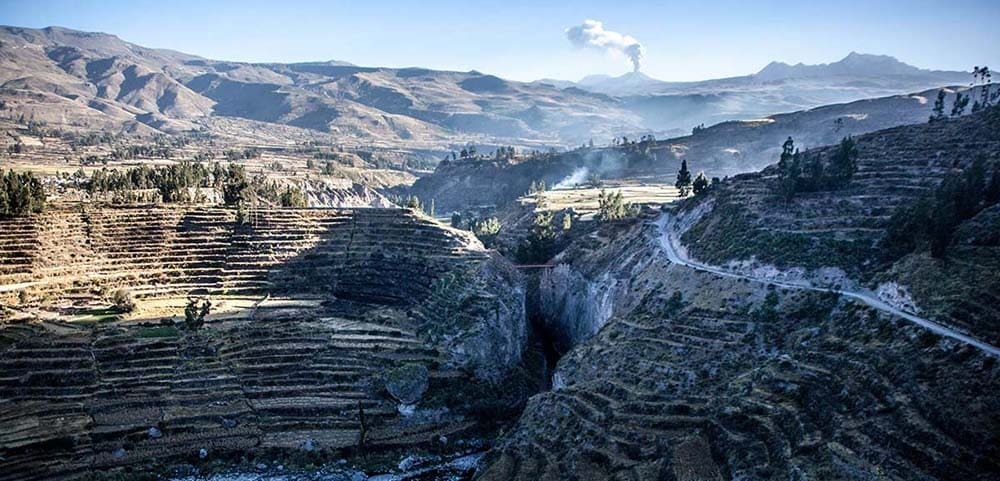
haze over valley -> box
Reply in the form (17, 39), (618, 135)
(0, 2), (998, 480)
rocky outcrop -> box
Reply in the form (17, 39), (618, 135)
(538, 265), (620, 352)
(413, 254), (527, 382)
(535, 217), (662, 352)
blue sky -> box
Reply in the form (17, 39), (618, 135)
(2, 0), (998, 81)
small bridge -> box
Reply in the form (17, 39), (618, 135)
(512, 264), (556, 270)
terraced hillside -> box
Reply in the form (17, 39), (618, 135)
(479, 213), (1000, 481)
(679, 105), (1000, 343)
(0, 206), (527, 480)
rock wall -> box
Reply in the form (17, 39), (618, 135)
(538, 265), (620, 352)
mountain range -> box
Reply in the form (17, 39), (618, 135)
(0, 26), (972, 155)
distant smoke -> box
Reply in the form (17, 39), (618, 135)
(566, 19), (645, 72)
(552, 150), (627, 190)
(553, 167), (589, 190)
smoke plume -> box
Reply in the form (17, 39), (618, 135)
(566, 19), (645, 72)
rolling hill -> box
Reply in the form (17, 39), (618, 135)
(0, 26), (976, 158)
(0, 25), (640, 151)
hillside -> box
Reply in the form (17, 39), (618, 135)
(408, 86), (978, 215)
(475, 108), (1000, 481)
(0, 27), (978, 159)
(0, 26), (640, 151)
(650, 85), (975, 176)
(0, 206), (530, 478)
(678, 105), (1000, 343)
(544, 53), (970, 133)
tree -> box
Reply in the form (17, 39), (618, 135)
(828, 136), (859, 186)
(802, 153), (825, 191)
(451, 212), (462, 228)
(597, 189), (637, 221)
(112, 288), (135, 313)
(675, 159), (692, 197)
(692, 172), (709, 195)
(517, 209), (557, 263)
(0, 170), (45, 217)
(184, 297), (211, 330)
(279, 186), (307, 207)
(751, 291), (780, 323)
(222, 164), (249, 206)
(473, 217), (501, 247)
(882, 159), (1000, 260)
(971, 66), (993, 112)
(950, 92), (969, 117)
(561, 211), (573, 231)
(776, 138), (800, 201)
(930, 89), (946, 122)
(404, 195), (422, 211)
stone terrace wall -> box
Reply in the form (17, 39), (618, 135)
(0, 206), (527, 480)
(0, 205), (486, 306)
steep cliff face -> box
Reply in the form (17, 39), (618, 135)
(539, 265), (620, 352)
(414, 254), (527, 381)
(535, 214), (674, 352)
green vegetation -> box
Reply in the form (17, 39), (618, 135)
(528, 179), (546, 195)
(516, 209), (558, 263)
(86, 160), (298, 207)
(775, 136), (858, 200)
(596, 189), (638, 221)
(882, 158), (1000, 259)
(682, 196), (871, 276)
(971, 66), (996, 113)
(930, 89), (947, 123)
(224, 147), (261, 161)
(112, 288), (135, 313)
(751, 291), (780, 323)
(279, 186), (308, 207)
(85, 161), (264, 206)
(135, 325), (180, 339)
(561, 211), (573, 230)
(184, 297), (211, 330)
(0, 169), (45, 217)
(403, 195), (422, 211)
(612, 135), (657, 157)
(473, 217), (502, 247)
(675, 159), (692, 197)
(692, 172), (709, 196)
(221, 164), (250, 206)
(950, 92), (969, 117)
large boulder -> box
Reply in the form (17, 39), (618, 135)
(385, 364), (429, 404)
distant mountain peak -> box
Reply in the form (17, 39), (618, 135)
(756, 52), (924, 81)
(575, 71), (665, 95)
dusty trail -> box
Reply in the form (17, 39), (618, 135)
(655, 214), (1000, 357)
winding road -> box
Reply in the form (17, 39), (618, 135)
(655, 214), (1000, 357)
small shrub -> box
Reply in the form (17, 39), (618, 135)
(112, 288), (135, 313)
